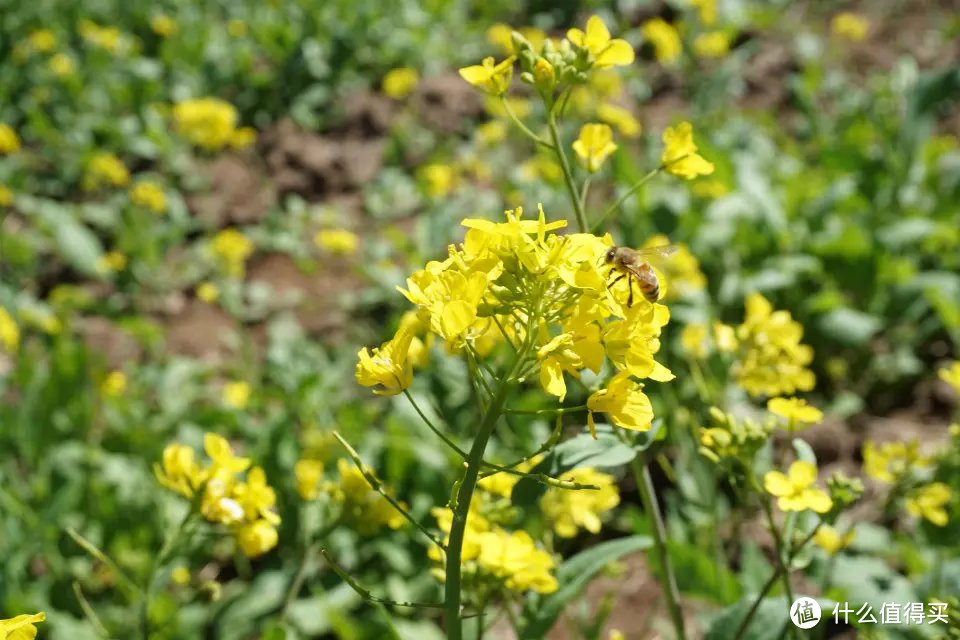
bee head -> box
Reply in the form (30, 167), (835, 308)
(604, 247), (617, 264)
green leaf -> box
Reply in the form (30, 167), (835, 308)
(792, 438), (817, 465)
(817, 307), (881, 346)
(54, 216), (104, 275)
(518, 535), (652, 639)
(705, 597), (787, 640)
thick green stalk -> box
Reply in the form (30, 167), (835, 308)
(632, 458), (686, 640)
(547, 115), (589, 233)
(443, 354), (525, 639)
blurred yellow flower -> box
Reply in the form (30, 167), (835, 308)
(222, 381), (251, 409)
(328, 458), (406, 534)
(96, 251), (128, 274)
(905, 482), (951, 526)
(661, 122), (714, 179)
(939, 361), (960, 395)
(487, 24), (548, 54)
(0, 307), (20, 353)
(229, 126), (257, 150)
(0, 185), (13, 207)
(813, 525), (855, 555)
(419, 163), (456, 198)
(196, 282), (220, 303)
(227, 19), (248, 38)
(573, 123), (617, 172)
(608, 631), (626, 640)
(831, 12), (869, 41)
(690, 0), (717, 25)
(459, 56), (515, 95)
(210, 229), (253, 277)
(355, 328), (415, 395)
(294, 459), (324, 500)
(29, 29), (57, 52)
(235, 519), (279, 557)
(763, 461), (832, 513)
(567, 16), (635, 68)
(101, 370), (127, 397)
(84, 152), (130, 190)
(0, 612), (46, 638)
(767, 397), (823, 430)
(79, 20), (126, 53)
(597, 102), (641, 138)
(129, 180), (167, 213)
(315, 229), (359, 256)
(0, 124), (22, 154)
(173, 98), (244, 151)
(694, 31), (731, 59)
(713, 322), (738, 352)
(170, 566), (191, 586)
(541, 467), (620, 538)
(587, 371), (654, 433)
(642, 234), (705, 299)
(734, 293), (815, 397)
(476, 529), (558, 593)
(641, 18), (682, 64)
(681, 323), (709, 359)
(692, 178), (729, 198)
(382, 67), (419, 99)
(151, 14), (178, 37)
(49, 53), (75, 76)
(863, 440), (931, 485)
(477, 119), (508, 146)
(155, 443), (204, 498)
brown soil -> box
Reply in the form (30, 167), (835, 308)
(185, 153), (276, 227)
(161, 298), (239, 361)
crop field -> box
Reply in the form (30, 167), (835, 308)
(1, 1), (960, 639)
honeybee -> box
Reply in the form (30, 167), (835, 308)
(604, 245), (677, 306)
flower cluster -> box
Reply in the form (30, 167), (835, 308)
(129, 180), (167, 213)
(727, 293), (815, 397)
(172, 98), (256, 151)
(209, 228), (254, 277)
(0, 307), (19, 353)
(540, 467), (620, 538)
(155, 434), (281, 557)
(79, 20), (130, 54)
(84, 152), (130, 190)
(699, 406), (773, 465)
(863, 439), (931, 485)
(357, 205), (674, 433)
(295, 458), (407, 535)
(0, 123), (20, 154)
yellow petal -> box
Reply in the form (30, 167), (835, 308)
(597, 39), (635, 67)
(440, 300), (477, 338)
(584, 15), (611, 49)
(788, 461), (817, 488)
(763, 470), (791, 497)
(539, 359), (568, 400)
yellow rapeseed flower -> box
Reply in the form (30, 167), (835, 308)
(0, 612), (46, 638)
(196, 282), (220, 303)
(905, 482), (951, 526)
(939, 361), (960, 395)
(84, 152), (130, 190)
(129, 180), (167, 213)
(222, 381), (251, 410)
(227, 19), (247, 38)
(694, 31), (731, 58)
(573, 123), (617, 172)
(315, 229), (359, 256)
(96, 251), (128, 274)
(101, 370), (127, 397)
(587, 371), (654, 434)
(813, 525), (855, 555)
(170, 566), (191, 586)
(767, 397), (823, 430)
(537, 331), (585, 401)
(419, 163), (456, 198)
(328, 458), (406, 534)
(151, 14), (178, 37)
(49, 53), (75, 76)
(235, 519), (279, 557)
(294, 459), (325, 500)
(355, 328), (415, 395)
(0, 307), (20, 353)
(477, 120), (508, 146)
(29, 29), (57, 52)
(382, 67), (419, 99)
(79, 20), (127, 53)
(476, 529), (558, 593)
(692, 178), (730, 198)
(541, 467), (620, 538)
(661, 122), (714, 179)
(209, 229), (253, 277)
(567, 16), (635, 68)
(459, 56), (516, 95)
(681, 323), (709, 359)
(690, 0), (717, 25)
(0, 185), (12, 207)
(764, 461), (832, 513)
(862, 440), (931, 485)
(597, 102), (641, 138)
(641, 234), (705, 298)
(0, 124), (22, 155)
(831, 12), (869, 41)
(608, 631), (626, 640)
(173, 98), (243, 151)
(641, 18), (682, 64)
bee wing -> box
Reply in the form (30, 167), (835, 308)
(632, 244), (679, 259)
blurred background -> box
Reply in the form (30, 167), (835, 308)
(1, 0), (959, 638)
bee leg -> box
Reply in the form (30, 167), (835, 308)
(627, 276), (634, 307)
(607, 274), (626, 289)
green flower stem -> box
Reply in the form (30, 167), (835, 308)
(404, 390), (469, 460)
(319, 547), (445, 609)
(142, 509), (195, 639)
(758, 492), (795, 627)
(332, 431), (444, 549)
(73, 581), (110, 638)
(547, 115), (590, 233)
(733, 523), (821, 640)
(592, 167), (662, 233)
(65, 527), (142, 603)
(501, 96), (553, 149)
(504, 404), (587, 415)
(444, 350), (528, 640)
(281, 515), (343, 620)
(630, 457), (686, 640)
